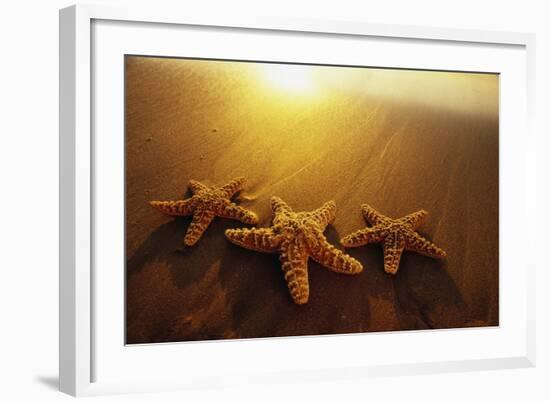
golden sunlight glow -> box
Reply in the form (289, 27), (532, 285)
(262, 64), (315, 93)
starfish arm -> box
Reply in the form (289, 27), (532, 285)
(308, 200), (336, 230)
(219, 177), (245, 198)
(311, 231), (363, 274)
(279, 239), (310, 304)
(399, 210), (428, 229)
(188, 179), (209, 194)
(271, 196), (292, 215)
(183, 208), (215, 246)
(214, 201), (258, 224)
(149, 198), (196, 216)
(225, 227), (282, 252)
(405, 231), (447, 259)
(382, 234), (406, 275)
(361, 204), (390, 225)
(340, 226), (386, 247)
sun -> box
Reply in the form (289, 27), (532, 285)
(262, 63), (315, 93)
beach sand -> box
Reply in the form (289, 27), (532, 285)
(125, 56), (499, 344)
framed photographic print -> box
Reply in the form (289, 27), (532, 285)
(59, 4), (536, 396)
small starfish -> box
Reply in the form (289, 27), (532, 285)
(150, 177), (258, 246)
(225, 197), (363, 305)
(340, 204), (446, 275)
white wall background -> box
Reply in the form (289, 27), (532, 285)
(0, 0), (547, 400)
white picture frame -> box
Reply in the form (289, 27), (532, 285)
(59, 3), (536, 397)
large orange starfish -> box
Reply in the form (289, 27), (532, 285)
(150, 177), (258, 246)
(341, 204), (446, 275)
(225, 197), (363, 304)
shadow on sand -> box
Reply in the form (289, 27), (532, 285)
(347, 244), (465, 332)
(126, 218), (463, 343)
(215, 224), (373, 340)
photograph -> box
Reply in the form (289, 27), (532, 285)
(125, 55), (499, 344)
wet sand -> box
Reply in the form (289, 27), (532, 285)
(125, 56), (499, 344)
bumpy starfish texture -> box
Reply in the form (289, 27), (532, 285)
(225, 197), (363, 305)
(341, 204), (446, 275)
(150, 177), (258, 246)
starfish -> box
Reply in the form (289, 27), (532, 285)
(340, 204), (446, 275)
(150, 177), (258, 246)
(225, 197), (363, 305)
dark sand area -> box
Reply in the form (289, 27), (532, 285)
(125, 56), (499, 344)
